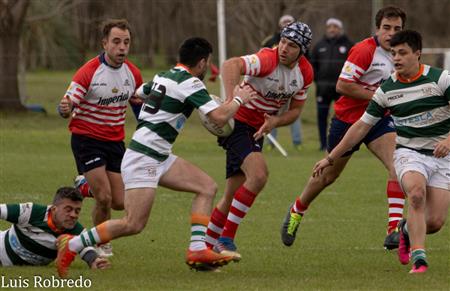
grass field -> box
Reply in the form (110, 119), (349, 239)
(0, 70), (449, 290)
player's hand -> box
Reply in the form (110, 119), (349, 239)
(129, 95), (143, 106)
(253, 113), (277, 140)
(233, 85), (257, 104)
(312, 158), (332, 177)
(90, 257), (111, 270)
(58, 95), (73, 118)
(433, 138), (450, 158)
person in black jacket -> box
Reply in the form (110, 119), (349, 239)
(310, 18), (353, 150)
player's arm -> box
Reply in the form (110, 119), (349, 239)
(433, 69), (450, 158)
(253, 99), (305, 140)
(0, 203), (32, 224)
(79, 247), (110, 270)
(207, 85), (257, 127)
(312, 119), (373, 176)
(221, 57), (246, 102)
(336, 79), (375, 101)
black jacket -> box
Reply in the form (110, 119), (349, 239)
(310, 34), (353, 95)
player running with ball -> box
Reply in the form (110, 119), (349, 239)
(55, 37), (257, 277)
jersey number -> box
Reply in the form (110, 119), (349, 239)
(142, 83), (166, 114)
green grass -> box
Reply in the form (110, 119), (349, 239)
(0, 71), (448, 290)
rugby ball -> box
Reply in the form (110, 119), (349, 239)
(198, 95), (235, 137)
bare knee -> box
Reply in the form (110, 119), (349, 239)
(111, 199), (124, 210)
(120, 217), (147, 236)
(94, 191), (112, 210)
(198, 178), (218, 199)
(426, 217), (445, 234)
(246, 168), (268, 192)
(408, 187), (426, 210)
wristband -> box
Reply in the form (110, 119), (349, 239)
(233, 96), (243, 106)
(326, 156), (334, 166)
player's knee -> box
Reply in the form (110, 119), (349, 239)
(426, 217), (445, 234)
(408, 188), (426, 209)
(95, 193), (112, 209)
(199, 178), (218, 199)
(111, 200), (124, 210)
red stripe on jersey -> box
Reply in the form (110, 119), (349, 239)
(75, 112), (126, 124)
(77, 106), (126, 117)
(75, 87), (86, 94)
(69, 119), (125, 142)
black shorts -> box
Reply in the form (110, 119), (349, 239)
(71, 134), (125, 174)
(327, 115), (396, 156)
(218, 120), (264, 178)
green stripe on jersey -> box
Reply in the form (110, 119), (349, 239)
(160, 68), (193, 84)
(13, 225), (55, 259)
(129, 140), (168, 161)
(186, 89), (213, 108)
(381, 76), (431, 93)
(137, 120), (179, 144)
(396, 118), (450, 138)
(366, 100), (386, 118)
(4, 231), (30, 265)
(6, 205), (20, 223)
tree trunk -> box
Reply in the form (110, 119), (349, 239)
(0, 0), (30, 111)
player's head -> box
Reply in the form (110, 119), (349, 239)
(279, 21), (312, 66)
(51, 187), (83, 230)
(375, 6), (406, 50)
(101, 19), (131, 67)
(178, 37), (213, 80)
(279, 15), (295, 29)
(390, 30), (422, 77)
(325, 18), (343, 39)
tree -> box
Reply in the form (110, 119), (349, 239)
(0, 0), (29, 110)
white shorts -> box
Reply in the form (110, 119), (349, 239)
(394, 148), (450, 190)
(0, 230), (13, 266)
(121, 149), (178, 190)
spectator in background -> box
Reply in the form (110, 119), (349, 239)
(262, 15), (303, 151)
(310, 18), (353, 151)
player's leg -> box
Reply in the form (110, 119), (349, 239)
(158, 156), (234, 268)
(281, 117), (353, 246)
(206, 173), (245, 249)
(366, 118), (405, 249)
(56, 187), (156, 277)
(425, 186), (450, 234)
(290, 118), (302, 149)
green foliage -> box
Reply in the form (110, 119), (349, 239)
(0, 71), (448, 290)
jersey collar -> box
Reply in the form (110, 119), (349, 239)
(175, 63), (194, 75)
(47, 208), (64, 234)
(99, 52), (123, 69)
(397, 64), (424, 83)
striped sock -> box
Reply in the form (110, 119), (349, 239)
(205, 207), (227, 249)
(411, 248), (426, 263)
(387, 180), (405, 233)
(189, 214), (209, 251)
(292, 197), (309, 215)
(221, 186), (257, 239)
(68, 223), (111, 253)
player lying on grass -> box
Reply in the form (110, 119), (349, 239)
(0, 187), (109, 270)
(55, 37), (257, 277)
(313, 30), (450, 274)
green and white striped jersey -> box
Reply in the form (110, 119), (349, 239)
(131, 65), (218, 161)
(362, 65), (450, 154)
(0, 203), (84, 266)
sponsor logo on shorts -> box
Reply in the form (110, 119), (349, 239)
(85, 157), (101, 166)
(147, 166), (157, 177)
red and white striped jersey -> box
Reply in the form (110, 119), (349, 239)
(64, 54), (143, 141)
(334, 36), (394, 123)
(236, 47), (313, 129)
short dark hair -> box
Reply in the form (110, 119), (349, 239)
(101, 19), (131, 40)
(178, 37), (213, 67)
(53, 187), (83, 204)
(375, 6), (406, 28)
(390, 30), (422, 52)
